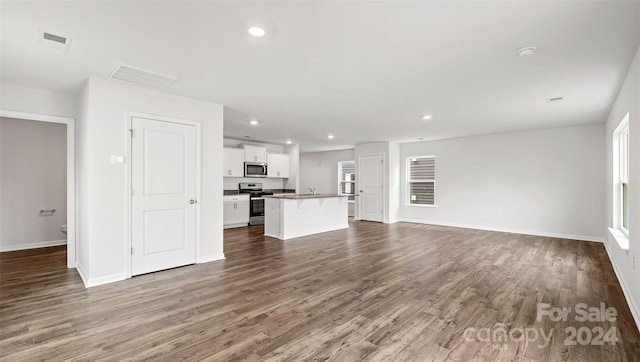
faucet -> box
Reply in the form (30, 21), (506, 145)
(308, 187), (316, 196)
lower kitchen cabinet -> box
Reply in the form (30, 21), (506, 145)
(223, 194), (250, 228)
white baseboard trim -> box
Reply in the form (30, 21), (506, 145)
(224, 223), (249, 229)
(0, 240), (67, 252)
(385, 219), (399, 224)
(76, 263), (127, 288)
(198, 253), (225, 264)
(76, 262), (89, 287)
(264, 232), (282, 240)
(87, 273), (127, 288)
(398, 218), (605, 243)
(603, 240), (640, 333)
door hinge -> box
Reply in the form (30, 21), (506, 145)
(129, 129), (134, 137)
(131, 247), (134, 255)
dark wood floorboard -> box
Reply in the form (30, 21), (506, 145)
(1, 220), (638, 361)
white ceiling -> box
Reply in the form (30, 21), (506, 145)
(1, 1), (639, 152)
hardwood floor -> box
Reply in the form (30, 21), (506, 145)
(1, 220), (639, 361)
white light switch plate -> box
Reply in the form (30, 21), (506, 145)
(111, 155), (126, 164)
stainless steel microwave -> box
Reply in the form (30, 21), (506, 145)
(244, 162), (268, 178)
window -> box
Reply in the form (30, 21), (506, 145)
(338, 161), (355, 201)
(620, 124), (629, 233)
(610, 112), (630, 250)
(407, 156), (436, 206)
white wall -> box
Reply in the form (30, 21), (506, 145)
(354, 142), (398, 223)
(77, 84), (91, 276)
(388, 142), (400, 223)
(77, 78), (224, 287)
(0, 83), (77, 118)
(300, 148), (355, 215)
(299, 149), (355, 194)
(0, 117), (67, 251)
(284, 144), (300, 192)
(399, 124), (606, 241)
(604, 45), (640, 328)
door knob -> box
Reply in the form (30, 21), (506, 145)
(190, 199), (196, 204)
(359, 190), (363, 193)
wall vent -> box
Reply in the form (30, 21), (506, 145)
(108, 63), (177, 90)
(547, 96), (564, 103)
(39, 29), (71, 50)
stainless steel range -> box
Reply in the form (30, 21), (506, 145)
(239, 183), (273, 226)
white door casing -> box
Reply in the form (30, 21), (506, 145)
(0, 110), (76, 269)
(359, 154), (384, 222)
(131, 116), (197, 276)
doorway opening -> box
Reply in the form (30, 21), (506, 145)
(358, 153), (384, 222)
(0, 110), (76, 268)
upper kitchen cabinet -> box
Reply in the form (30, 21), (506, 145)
(244, 145), (267, 163)
(223, 147), (245, 177)
(267, 153), (290, 178)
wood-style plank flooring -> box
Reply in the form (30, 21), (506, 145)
(1, 220), (639, 361)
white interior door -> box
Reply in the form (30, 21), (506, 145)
(131, 116), (197, 276)
(359, 154), (384, 222)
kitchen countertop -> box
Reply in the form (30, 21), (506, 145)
(264, 193), (347, 200)
(223, 189), (296, 196)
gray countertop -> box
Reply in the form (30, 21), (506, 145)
(264, 193), (347, 200)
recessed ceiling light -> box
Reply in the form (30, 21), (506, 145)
(517, 46), (536, 57)
(286, 140), (292, 145)
(249, 119), (259, 125)
(248, 27), (266, 37)
(327, 134), (334, 139)
(422, 115), (433, 120)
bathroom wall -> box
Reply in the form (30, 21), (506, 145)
(0, 117), (67, 251)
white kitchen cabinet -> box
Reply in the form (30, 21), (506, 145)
(244, 145), (267, 163)
(267, 153), (290, 178)
(223, 194), (250, 228)
(223, 147), (245, 177)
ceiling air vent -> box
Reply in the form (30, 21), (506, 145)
(39, 29), (71, 50)
(108, 63), (177, 90)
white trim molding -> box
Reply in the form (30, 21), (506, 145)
(603, 240), (640, 333)
(0, 109), (76, 268)
(198, 253), (225, 264)
(76, 262), (89, 287)
(0, 240), (67, 252)
(399, 218), (605, 243)
(86, 273), (127, 288)
(76, 262), (127, 288)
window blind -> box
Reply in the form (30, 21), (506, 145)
(408, 156), (435, 205)
(338, 161), (355, 201)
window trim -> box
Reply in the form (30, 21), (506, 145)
(612, 112), (630, 250)
(406, 155), (437, 207)
(337, 160), (356, 203)
(619, 126), (629, 234)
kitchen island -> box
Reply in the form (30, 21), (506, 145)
(263, 194), (349, 240)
